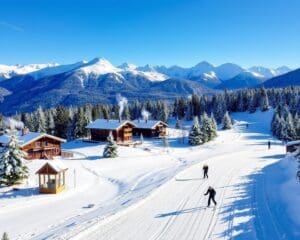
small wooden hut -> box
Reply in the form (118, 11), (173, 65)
(0, 128), (66, 160)
(36, 161), (68, 194)
(132, 120), (168, 137)
(286, 140), (300, 153)
(86, 119), (136, 143)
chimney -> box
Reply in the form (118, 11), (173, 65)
(119, 116), (121, 123)
(22, 127), (29, 136)
(138, 118), (140, 123)
(146, 119), (148, 124)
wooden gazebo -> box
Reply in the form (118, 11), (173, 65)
(36, 161), (68, 194)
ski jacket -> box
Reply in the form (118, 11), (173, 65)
(204, 188), (216, 197)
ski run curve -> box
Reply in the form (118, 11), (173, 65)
(73, 111), (291, 240)
(2, 111), (297, 239)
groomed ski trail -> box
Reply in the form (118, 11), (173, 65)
(77, 112), (287, 240)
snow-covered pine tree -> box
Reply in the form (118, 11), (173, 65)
(210, 113), (218, 139)
(0, 130), (28, 186)
(74, 108), (87, 138)
(34, 106), (46, 132)
(294, 113), (300, 139)
(188, 116), (203, 146)
(46, 109), (55, 135)
(103, 132), (118, 158)
(0, 114), (5, 135)
(201, 113), (212, 143)
(286, 112), (297, 140)
(260, 87), (269, 112)
(248, 94), (257, 113)
(1, 232), (9, 240)
(222, 111), (232, 130)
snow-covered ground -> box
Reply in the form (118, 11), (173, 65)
(1, 110), (300, 240)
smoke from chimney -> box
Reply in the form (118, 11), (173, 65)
(4, 118), (24, 130)
(141, 109), (151, 122)
(116, 93), (128, 120)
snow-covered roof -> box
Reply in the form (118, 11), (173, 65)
(86, 119), (136, 130)
(0, 131), (66, 147)
(286, 140), (300, 146)
(132, 120), (168, 129)
(36, 160), (68, 174)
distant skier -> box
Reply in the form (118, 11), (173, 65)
(268, 140), (271, 149)
(204, 186), (217, 207)
(203, 164), (209, 179)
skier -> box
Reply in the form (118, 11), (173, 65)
(204, 186), (217, 207)
(268, 140), (271, 149)
(203, 164), (209, 179)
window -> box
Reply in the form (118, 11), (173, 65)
(35, 142), (41, 147)
(45, 140), (48, 146)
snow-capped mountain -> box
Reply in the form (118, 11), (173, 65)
(216, 71), (266, 90)
(248, 66), (291, 79)
(0, 63), (58, 81)
(262, 68), (300, 88)
(0, 57), (295, 113)
(214, 63), (244, 80)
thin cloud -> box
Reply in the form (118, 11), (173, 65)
(0, 21), (24, 32)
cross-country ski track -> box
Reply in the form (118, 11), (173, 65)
(75, 112), (294, 240)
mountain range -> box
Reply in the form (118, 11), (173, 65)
(0, 57), (296, 114)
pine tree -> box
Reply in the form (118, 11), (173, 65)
(54, 106), (69, 138)
(201, 113), (212, 143)
(260, 88), (269, 112)
(0, 114), (5, 135)
(188, 116), (203, 146)
(46, 110), (55, 135)
(0, 130), (28, 186)
(1, 232), (9, 240)
(248, 94), (257, 113)
(210, 113), (218, 139)
(34, 106), (46, 132)
(286, 112), (297, 140)
(103, 132), (118, 158)
(222, 111), (232, 130)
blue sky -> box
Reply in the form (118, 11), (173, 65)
(0, 0), (300, 68)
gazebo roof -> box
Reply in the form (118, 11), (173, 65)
(36, 160), (68, 175)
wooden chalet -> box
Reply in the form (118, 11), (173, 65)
(132, 120), (168, 138)
(86, 119), (136, 143)
(36, 160), (68, 194)
(286, 140), (300, 153)
(0, 128), (66, 160)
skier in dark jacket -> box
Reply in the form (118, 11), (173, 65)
(268, 140), (271, 149)
(204, 186), (217, 207)
(203, 164), (209, 179)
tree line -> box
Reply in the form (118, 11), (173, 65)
(0, 87), (299, 140)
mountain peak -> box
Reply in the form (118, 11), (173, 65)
(78, 58), (120, 75)
(118, 62), (137, 71)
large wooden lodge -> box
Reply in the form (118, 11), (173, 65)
(132, 120), (168, 137)
(86, 119), (168, 143)
(86, 119), (137, 143)
(0, 128), (66, 160)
